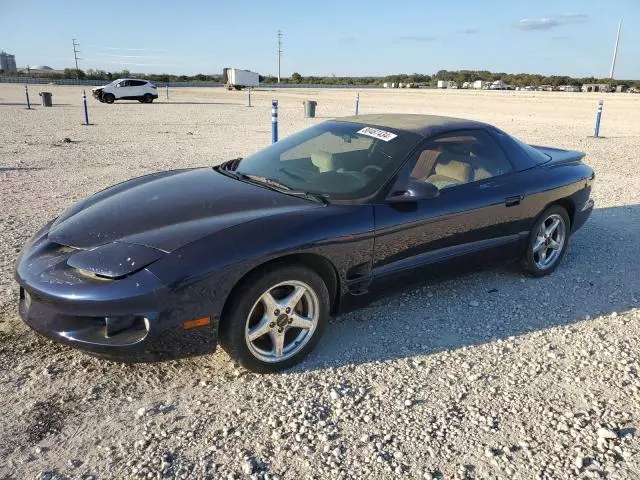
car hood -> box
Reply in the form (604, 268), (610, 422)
(48, 167), (316, 252)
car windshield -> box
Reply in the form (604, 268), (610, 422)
(234, 121), (421, 200)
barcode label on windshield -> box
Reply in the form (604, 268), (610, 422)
(357, 127), (398, 142)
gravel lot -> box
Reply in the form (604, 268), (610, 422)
(1, 85), (639, 480)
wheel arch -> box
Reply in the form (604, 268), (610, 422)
(219, 253), (341, 331)
(547, 197), (575, 227)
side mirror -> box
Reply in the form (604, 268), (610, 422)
(386, 180), (439, 203)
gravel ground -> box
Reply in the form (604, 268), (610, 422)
(1, 85), (639, 480)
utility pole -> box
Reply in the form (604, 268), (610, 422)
(72, 38), (81, 78)
(277, 30), (283, 83)
(609, 19), (622, 79)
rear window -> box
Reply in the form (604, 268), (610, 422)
(511, 136), (551, 164)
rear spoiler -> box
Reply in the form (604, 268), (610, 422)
(530, 145), (585, 165)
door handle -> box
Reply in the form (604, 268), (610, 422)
(505, 195), (523, 207)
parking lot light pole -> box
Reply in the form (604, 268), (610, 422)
(272, 100), (278, 143)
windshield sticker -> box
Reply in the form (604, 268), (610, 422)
(357, 127), (398, 142)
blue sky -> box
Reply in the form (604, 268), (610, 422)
(3, 0), (639, 79)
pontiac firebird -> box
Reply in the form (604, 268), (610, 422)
(15, 115), (594, 372)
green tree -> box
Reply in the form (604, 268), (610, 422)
(64, 68), (86, 79)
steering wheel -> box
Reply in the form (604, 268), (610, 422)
(362, 165), (383, 178)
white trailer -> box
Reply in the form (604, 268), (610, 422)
(437, 80), (457, 89)
(222, 68), (259, 90)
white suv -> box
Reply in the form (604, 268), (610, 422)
(92, 78), (158, 104)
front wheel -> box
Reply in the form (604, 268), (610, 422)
(103, 93), (115, 104)
(522, 205), (570, 276)
(219, 265), (329, 373)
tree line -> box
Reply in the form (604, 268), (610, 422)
(2, 68), (637, 88)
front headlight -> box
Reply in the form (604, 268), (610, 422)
(67, 242), (164, 279)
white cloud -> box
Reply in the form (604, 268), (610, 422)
(394, 35), (438, 43)
(514, 14), (587, 30)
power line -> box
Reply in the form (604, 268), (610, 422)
(72, 38), (82, 78)
(277, 30), (283, 83)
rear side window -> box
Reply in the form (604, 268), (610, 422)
(510, 136), (551, 164)
(129, 80), (147, 86)
(410, 130), (513, 190)
(492, 127), (550, 165)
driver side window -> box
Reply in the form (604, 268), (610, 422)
(410, 130), (513, 190)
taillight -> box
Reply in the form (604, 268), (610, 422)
(150, 84), (157, 89)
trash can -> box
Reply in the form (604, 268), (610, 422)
(303, 100), (317, 118)
(39, 92), (53, 107)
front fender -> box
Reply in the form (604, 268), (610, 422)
(148, 204), (375, 321)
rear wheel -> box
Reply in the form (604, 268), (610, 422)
(522, 205), (570, 276)
(103, 93), (115, 104)
(219, 265), (329, 373)
(143, 93), (153, 103)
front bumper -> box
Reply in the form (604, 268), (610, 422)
(18, 286), (218, 362)
(15, 231), (219, 362)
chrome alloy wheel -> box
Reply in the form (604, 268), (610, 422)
(532, 213), (566, 270)
(244, 280), (319, 363)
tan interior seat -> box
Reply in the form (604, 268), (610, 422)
(311, 151), (335, 173)
(473, 166), (492, 181)
(431, 158), (473, 184)
(412, 149), (441, 179)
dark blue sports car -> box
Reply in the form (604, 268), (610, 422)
(15, 114), (594, 372)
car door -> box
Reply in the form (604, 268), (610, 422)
(371, 129), (528, 281)
(129, 80), (145, 97)
(115, 80), (131, 98)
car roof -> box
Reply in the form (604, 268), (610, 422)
(336, 114), (491, 138)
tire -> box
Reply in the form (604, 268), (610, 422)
(219, 265), (330, 373)
(103, 93), (115, 104)
(522, 205), (570, 277)
(143, 94), (153, 103)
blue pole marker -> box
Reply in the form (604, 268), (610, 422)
(355, 93), (360, 116)
(166, 85), (169, 100)
(247, 87), (252, 107)
(25, 84), (31, 109)
(82, 90), (90, 125)
(271, 99), (278, 143)
(594, 100), (603, 138)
